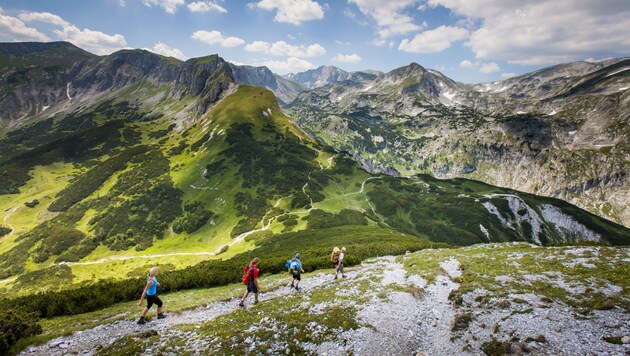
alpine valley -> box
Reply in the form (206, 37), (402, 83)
(0, 42), (629, 355)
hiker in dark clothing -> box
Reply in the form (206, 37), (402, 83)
(288, 253), (305, 291)
(137, 267), (167, 325)
(239, 257), (260, 307)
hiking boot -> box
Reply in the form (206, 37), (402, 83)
(289, 283), (294, 288)
(342, 275), (347, 278)
(253, 300), (259, 305)
(137, 317), (146, 325)
(157, 313), (167, 319)
(238, 301), (245, 307)
(295, 286), (300, 291)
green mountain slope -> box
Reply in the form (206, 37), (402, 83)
(0, 44), (628, 302)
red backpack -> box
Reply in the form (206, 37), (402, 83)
(241, 265), (252, 285)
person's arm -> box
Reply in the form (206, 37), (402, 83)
(137, 281), (153, 306)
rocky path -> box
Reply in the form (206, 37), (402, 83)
(318, 256), (463, 355)
(22, 268), (358, 355)
(23, 255), (466, 355)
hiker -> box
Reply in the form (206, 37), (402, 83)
(137, 266), (167, 325)
(288, 253), (305, 291)
(239, 257), (260, 307)
(335, 247), (347, 279)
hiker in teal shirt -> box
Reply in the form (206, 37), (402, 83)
(137, 266), (167, 325)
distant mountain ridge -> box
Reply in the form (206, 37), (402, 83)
(288, 58), (630, 227)
(284, 65), (380, 89)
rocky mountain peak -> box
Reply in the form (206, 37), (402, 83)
(386, 62), (427, 78)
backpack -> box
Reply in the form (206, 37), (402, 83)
(289, 259), (300, 273)
(241, 265), (253, 285)
(285, 259), (292, 271)
(331, 247), (341, 264)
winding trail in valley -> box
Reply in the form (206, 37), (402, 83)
(3, 206), (19, 237)
(57, 176), (379, 267)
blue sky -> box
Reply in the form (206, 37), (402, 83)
(1, 0), (629, 83)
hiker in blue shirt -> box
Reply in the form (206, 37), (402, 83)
(137, 267), (167, 325)
(288, 253), (305, 291)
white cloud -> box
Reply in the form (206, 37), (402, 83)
(480, 62), (500, 73)
(501, 72), (517, 79)
(245, 40), (271, 52)
(13, 10), (128, 55)
(263, 57), (314, 74)
(428, 0), (630, 65)
(252, 0), (324, 25)
(399, 25), (468, 53)
(187, 1), (227, 13)
(335, 40), (352, 46)
(18, 11), (69, 26)
(192, 30), (245, 47)
(228, 59), (246, 66)
(54, 25), (127, 55)
(333, 53), (362, 63)
(349, 0), (422, 39)
(0, 10), (49, 42)
(141, 0), (185, 14)
(459, 59), (474, 68)
(271, 41), (325, 57)
(149, 42), (186, 60)
(245, 40), (326, 57)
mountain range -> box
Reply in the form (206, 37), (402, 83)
(0, 41), (628, 298)
(285, 59), (630, 228)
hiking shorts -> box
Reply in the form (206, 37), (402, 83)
(291, 272), (301, 281)
(247, 282), (258, 293)
(146, 294), (162, 309)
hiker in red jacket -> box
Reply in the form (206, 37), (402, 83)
(239, 257), (260, 307)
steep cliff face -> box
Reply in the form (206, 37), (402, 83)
(288, 59), (630, 227)
(0, 42), (236, 127)
(228, 63), (305, 104)
(0, 42), (95, 125)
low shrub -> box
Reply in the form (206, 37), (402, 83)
(0, 308), (42, 355)
(0, 226), (11, 237)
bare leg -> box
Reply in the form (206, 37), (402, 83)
(141, 307), (149, 317)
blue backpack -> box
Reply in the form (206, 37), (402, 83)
(286, 258), (300, 273)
